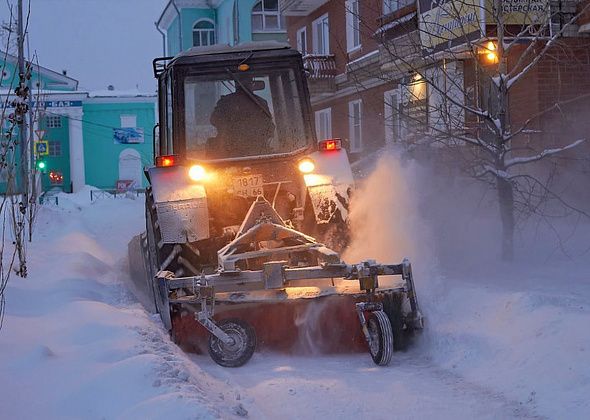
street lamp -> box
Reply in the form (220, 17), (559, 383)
(480, 41), (499, 64)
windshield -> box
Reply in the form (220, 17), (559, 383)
(184, 67), (310, 160)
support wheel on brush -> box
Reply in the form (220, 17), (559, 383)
(208, 319), (256, 367)
(367, 311), (394, 366)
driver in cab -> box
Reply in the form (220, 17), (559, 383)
(207, 75), (275, 158)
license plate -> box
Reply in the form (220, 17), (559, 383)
(232, 174), (264, 198)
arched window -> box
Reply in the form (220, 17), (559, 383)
(251, 0), (285, 32)
(193, 20), (215, 47)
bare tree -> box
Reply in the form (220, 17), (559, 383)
(0, 0), (38, 328)
(346, 0), (590, 259)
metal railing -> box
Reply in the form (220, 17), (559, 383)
(303, 54), (337, 80)
(39, 192), (59, 206)
(90, 188), (146, 202)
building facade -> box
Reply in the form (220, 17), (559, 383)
(156, 0), (289, 56)
(282, 0), (590, 160)
(1, 53), (156, 193)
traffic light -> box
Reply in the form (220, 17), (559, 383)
(36, 159), (47, 172)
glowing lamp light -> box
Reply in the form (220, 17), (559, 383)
(483, 41), (498, 64)
(298, 158), (315, 174)
(319, 139), (342, 152)
(188, 164), (207, 182)
(156, 155), (178, 167)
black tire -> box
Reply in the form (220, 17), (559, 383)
(367, 311), (394, 366)
(208, 318), (256, 368)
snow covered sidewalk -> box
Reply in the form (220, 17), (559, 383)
(0, 192), (241, 419)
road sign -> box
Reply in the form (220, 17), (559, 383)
(35, 140), (49, 156)
(35, 129), (46, 140)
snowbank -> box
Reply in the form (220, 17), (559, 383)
(0, 196), (239, 419)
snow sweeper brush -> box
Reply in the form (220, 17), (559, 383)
(129, 196), (424, 367)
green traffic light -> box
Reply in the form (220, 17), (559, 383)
(37, 161), (46, 170)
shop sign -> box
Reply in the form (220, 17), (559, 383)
(113, 128), (144, 144)
(418, 0), (548, 55)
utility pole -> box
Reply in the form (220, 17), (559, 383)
(14, 0), (30, 277)
(16, 0), (29, 198)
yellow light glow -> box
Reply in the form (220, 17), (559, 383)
(298, 158), (315, 174)
(188, 164), (207, 182)
(483, 41), (498, 63)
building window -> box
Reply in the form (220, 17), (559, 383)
(120, 114), (137, 128)
(193, 20), (216, 47)
(48, 141), (62, 157)
(312, 14), (330, 55)
(384, 89), (401, 143)
(296, 26), (307, 55)
(315, 108), (332, 140)
(251, 0), (285, 32)
(45, 115), (62, 128)
(383, 0), (413, 14)
(346, 0), (361, 52)
(348, 100), (362, 152)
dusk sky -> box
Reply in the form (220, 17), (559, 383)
(17, 0), (167, 91)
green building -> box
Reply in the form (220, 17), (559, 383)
(156, 0), (287, 56)
(1, 52), (156, 193)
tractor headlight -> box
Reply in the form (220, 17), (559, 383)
(298, 158), (315, 174)
(188, 164), (207, 182)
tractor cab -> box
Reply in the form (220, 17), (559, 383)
(151, 42), (354, 249)
(154, 42), (315, 162)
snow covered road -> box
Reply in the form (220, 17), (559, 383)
(0, 188), (588, 419)
(191, 352), (542, 420)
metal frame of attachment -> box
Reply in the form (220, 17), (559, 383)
(156, 258), (423, 340)
(153, 197), (423, 342)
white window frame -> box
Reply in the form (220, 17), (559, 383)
(251, 0), (286, 33)
(312, 14), (330, 55)
(384, 89), (401, 144)
(120, 114), (137, 128)
(348, 99), (362, 152)
(192, 19), (216, 47)
(296, 26), (308, 55)
(345, 0), (361, 53)
(314, 107), (332, 141)
(383, 0), (413, 15)
(48, 140), (62, 157)
(45, 115), (62, 129)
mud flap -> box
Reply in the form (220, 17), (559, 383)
(303, 149), (354, 224)
(307, 183), (351, 224)
(127, 234), (157, 313)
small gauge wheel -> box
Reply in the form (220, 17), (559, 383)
(367, 310), (394, 366)
(208, 318), (256, 367)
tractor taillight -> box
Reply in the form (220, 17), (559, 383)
(156, 155), (178, 167)
(319, 139), (341, 152)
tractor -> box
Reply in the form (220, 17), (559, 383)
(128, 41), (423, 367)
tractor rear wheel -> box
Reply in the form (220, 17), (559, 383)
(208, 318), (256, 367)
(367, 310), (394, 366)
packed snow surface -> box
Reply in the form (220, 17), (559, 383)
(0, 154), (589, 419)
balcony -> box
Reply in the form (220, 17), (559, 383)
(303, 54), (337, 95)
(282, 0), (329, 16)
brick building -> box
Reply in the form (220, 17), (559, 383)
(282, 0), (590, 160)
